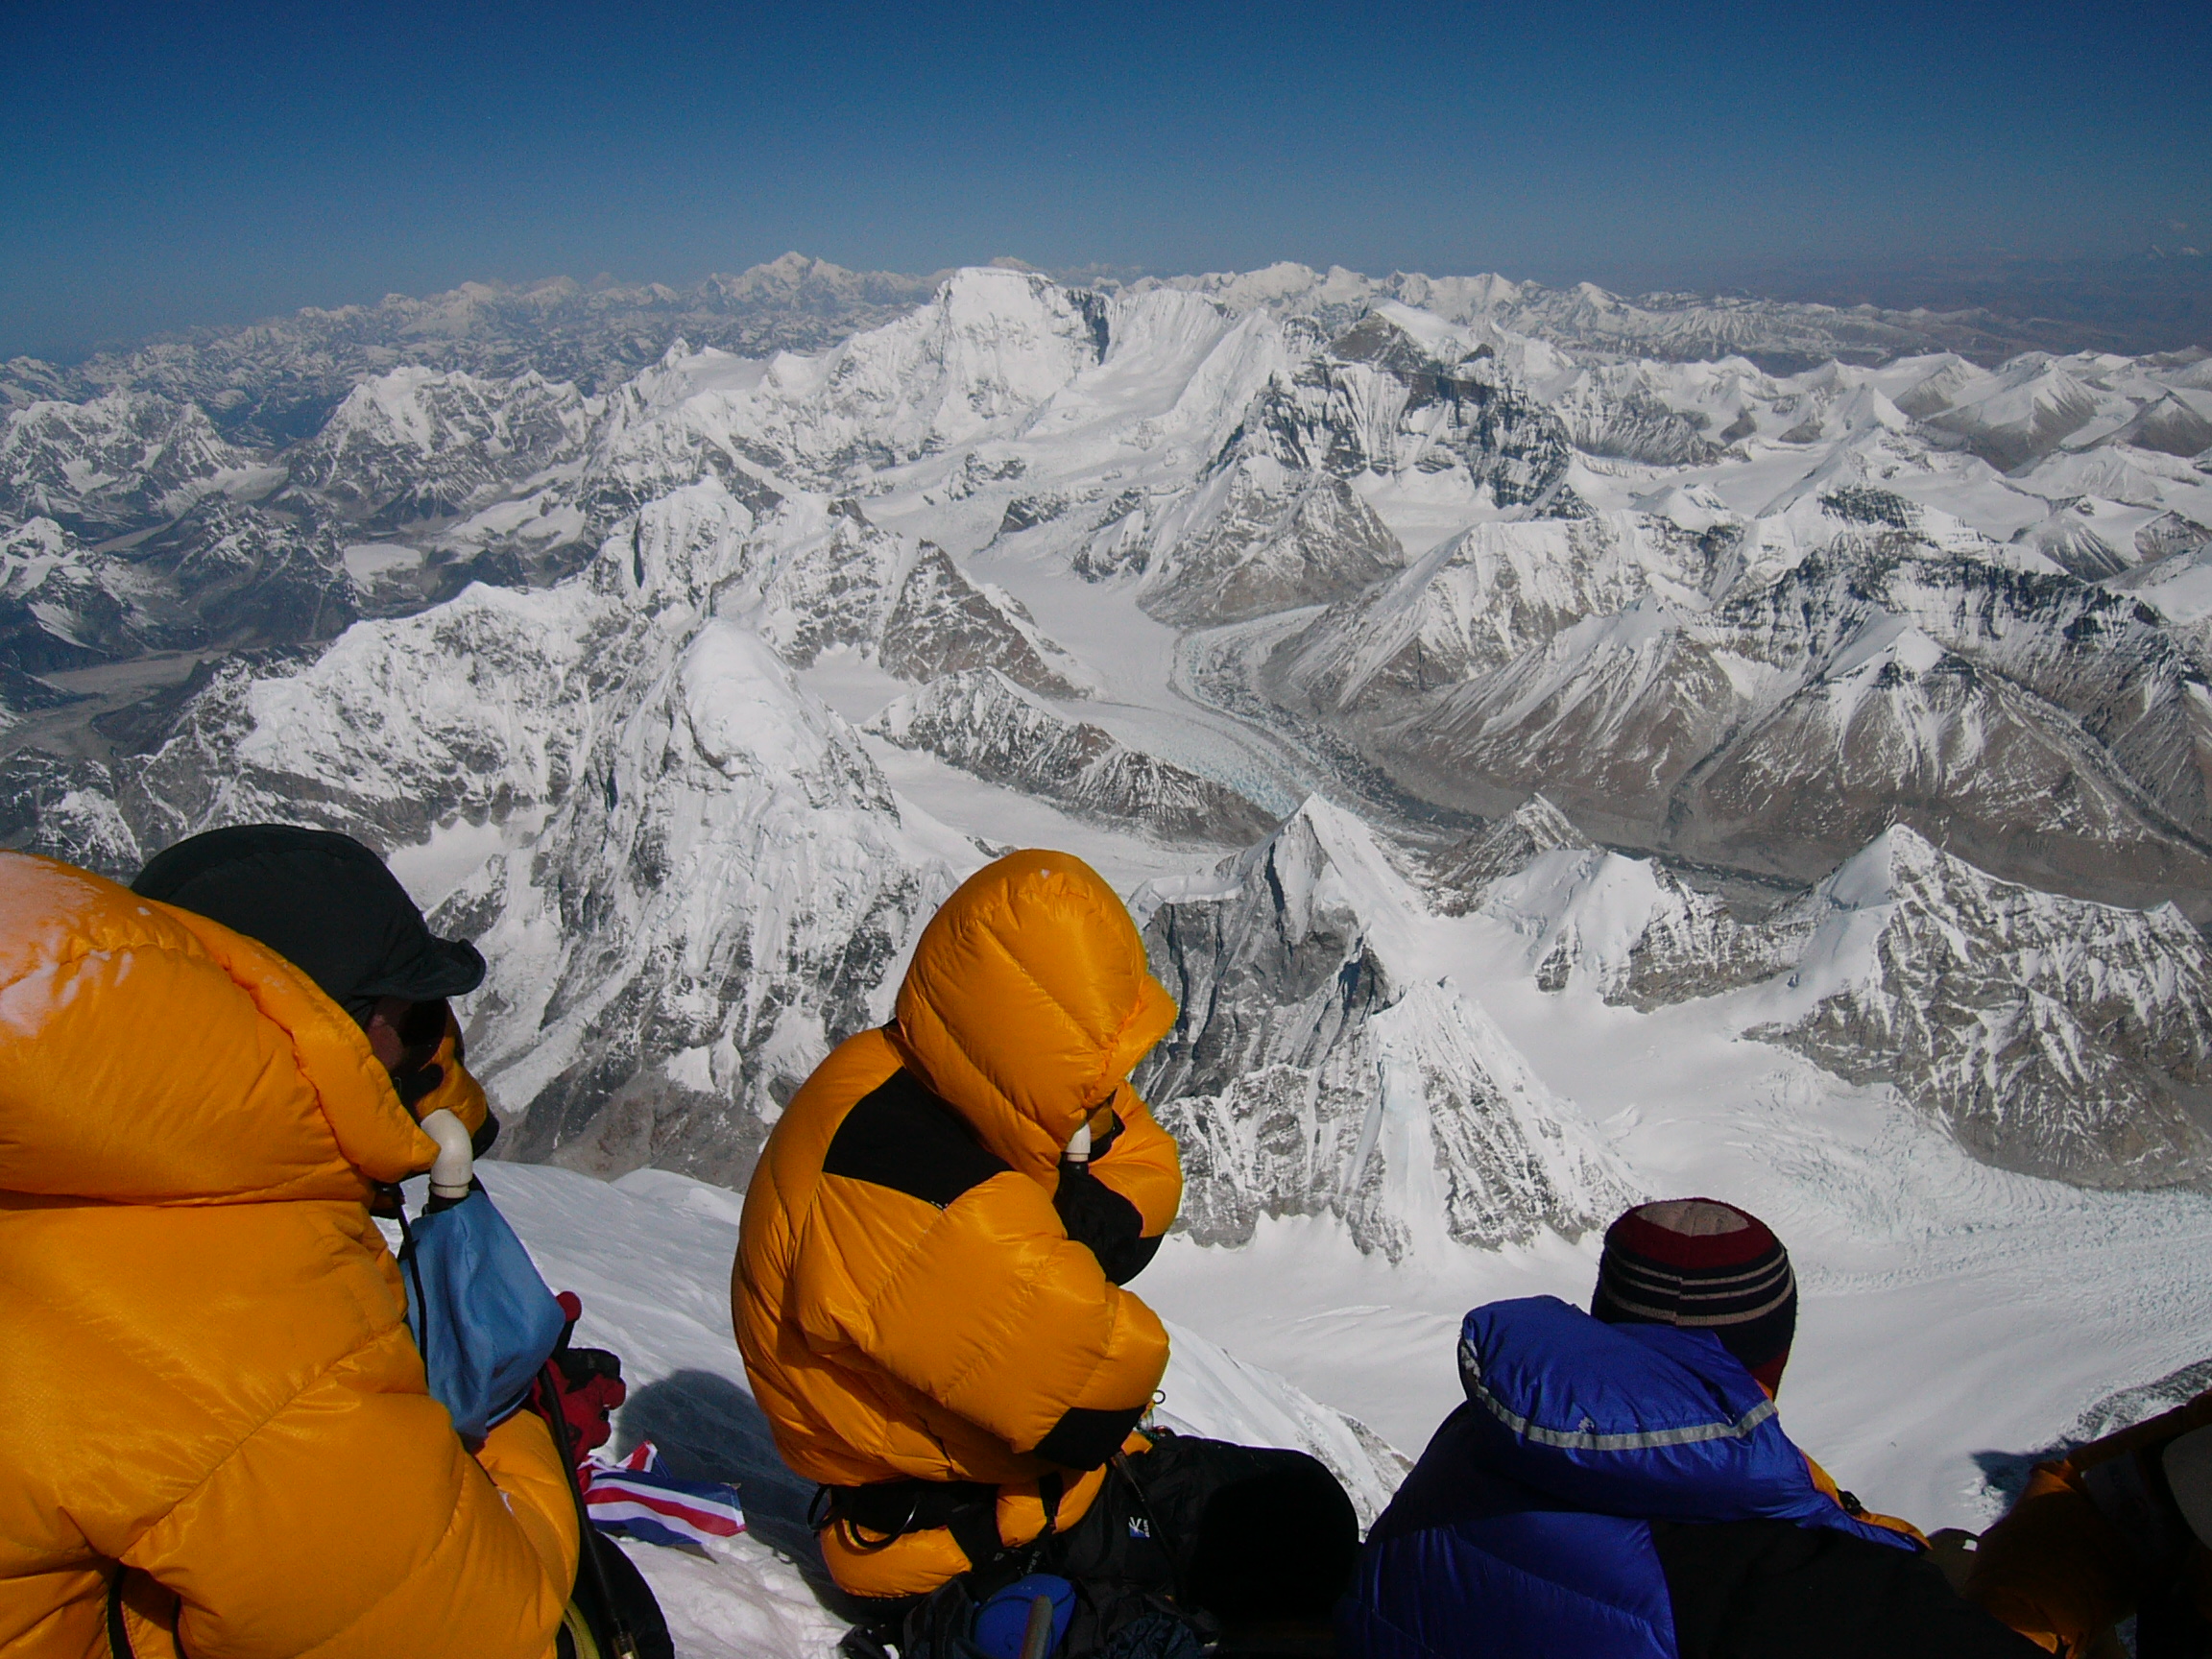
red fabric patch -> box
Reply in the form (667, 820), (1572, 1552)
(1606, 1198), (1780, 1269)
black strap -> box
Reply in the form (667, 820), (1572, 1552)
(106, 1569), (133, 1659)
(106, 1568), (189, 1657)
(825, 1474), (1067, 1578)
(541, 1361), (640, 1659)
(827, 1479), (998, 1537)
(947, 1502), (1005, 1578)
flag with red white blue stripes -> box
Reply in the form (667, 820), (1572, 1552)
(582, 1441), (745, 1551)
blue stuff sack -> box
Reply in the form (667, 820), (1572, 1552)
(972, 1575), (1075, 1659)
(398, 1186), (567, 1448)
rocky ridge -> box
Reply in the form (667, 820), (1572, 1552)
(1472, 808), (2212, 1189)
(1267, 488), (2212, 916)
(867, 669), (1276, 843)
(1134, 799), (1633, 1258)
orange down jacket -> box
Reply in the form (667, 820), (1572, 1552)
(1967, 1387), (2212, 1653)
(733, 850), (1183, 1599)
(0, 852), (577, 1659)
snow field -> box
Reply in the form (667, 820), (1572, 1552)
(463, 1162), (1406, 1659)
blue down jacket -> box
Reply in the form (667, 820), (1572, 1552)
(1341, 1296), (1915, 1659)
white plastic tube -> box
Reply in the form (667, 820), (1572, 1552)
(420, 1108), (474, 1201)
(1065, 1121), (1092, 1166)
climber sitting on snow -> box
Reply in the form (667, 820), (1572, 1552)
(733, 849), (1358, 1652)
(1964, 1375), (2212, 1652)
(1342, 1197), (2045, 1659)
(0, 826), (587, 1659)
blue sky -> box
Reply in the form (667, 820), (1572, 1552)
(4, 0), (2206, 360)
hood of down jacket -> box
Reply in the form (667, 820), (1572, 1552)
(0, 851), (439, 1200)
(891, 848), (1178, 1180)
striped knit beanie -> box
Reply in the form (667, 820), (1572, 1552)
(1590, 1198), (1798, 1391)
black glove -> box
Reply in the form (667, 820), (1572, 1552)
(1054, 1158), (1160, 1285)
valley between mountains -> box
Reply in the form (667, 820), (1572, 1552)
(10, 255), (2212, 1538)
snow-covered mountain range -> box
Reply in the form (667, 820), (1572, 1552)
(8, 256), (2212, 1239)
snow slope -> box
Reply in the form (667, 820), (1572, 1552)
(469, 1160), (1407, 1659)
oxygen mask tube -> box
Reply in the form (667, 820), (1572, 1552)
(1018, 1594), (1057, 1659)
(419, 1109), (474, 1213)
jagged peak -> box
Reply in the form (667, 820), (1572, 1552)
(1431, 794), (1596, 914)
(1503, 792), (1589, 850)
(1816, 821), (1967, 911)
(1791, 822), (2181, 938)
(600, 474), (757, 609)
(1230, 796), (1427, 945)
(1130, 794), (1411, 933)
(3, 516), (77, 561)
(675, 621), (861, 786)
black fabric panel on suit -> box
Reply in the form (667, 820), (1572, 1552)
(1053, 1161), (1160, 1284)
(2136, 1578), (2212, 1659)
(821, 1070), (1010, 1209)
(1648, 1519), (2050, 1659)
(1036, 1404), (1148, 1471)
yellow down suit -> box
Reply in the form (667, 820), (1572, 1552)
(0, 852), (576, 1658)
(733, 850), (1184, 1599)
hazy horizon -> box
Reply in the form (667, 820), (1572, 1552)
(8, 0), (2207, 362)
(6, 246), (2208, 369)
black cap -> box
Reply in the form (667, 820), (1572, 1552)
(132, 824), (485, 1020)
